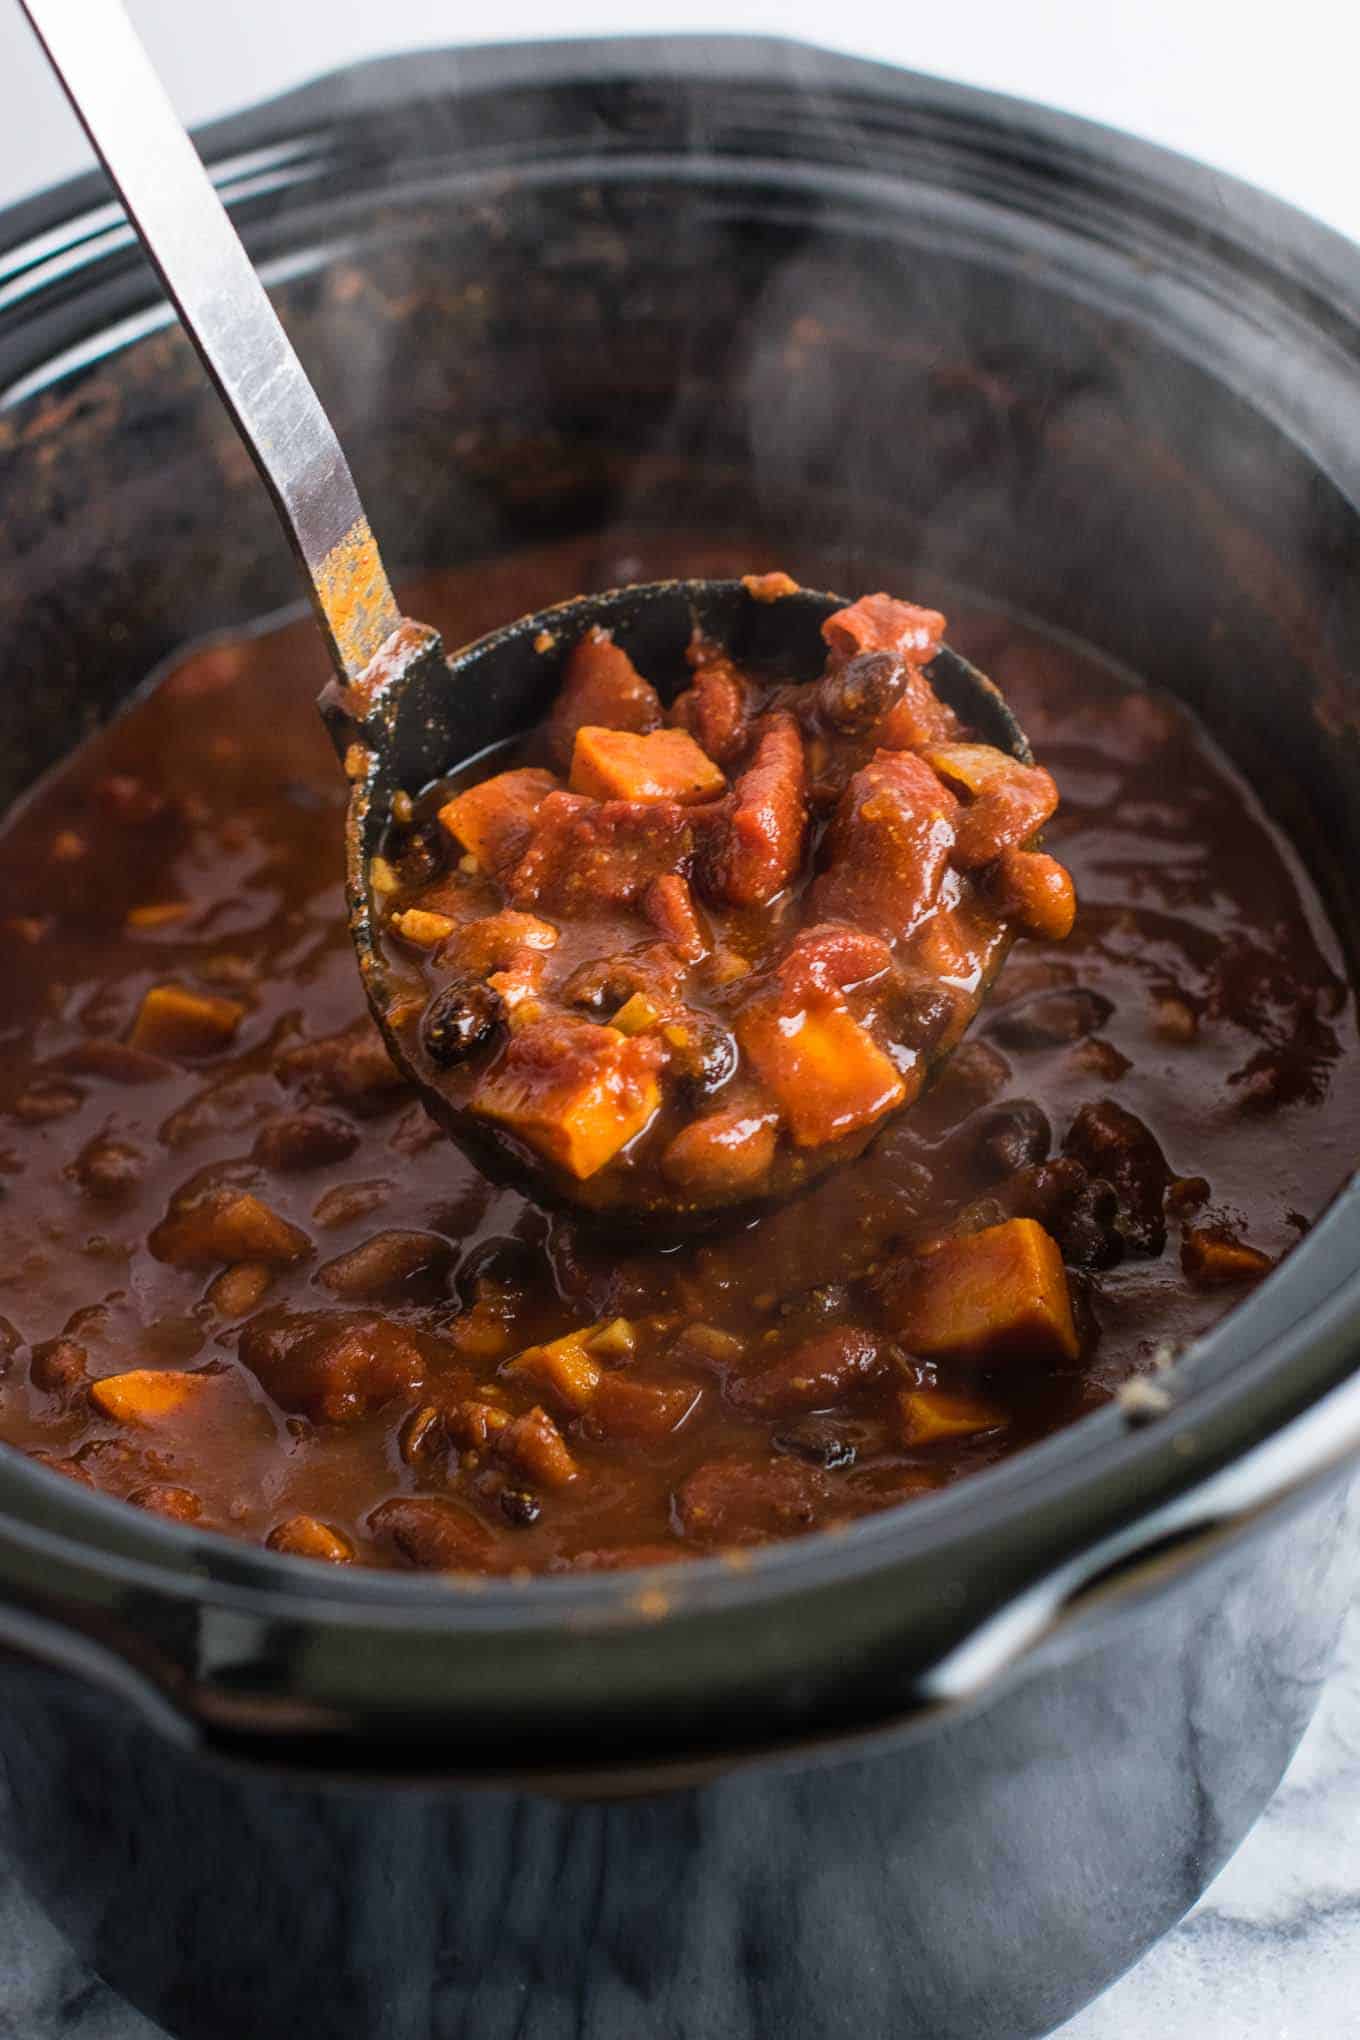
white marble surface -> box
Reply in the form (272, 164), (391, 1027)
(1, 1541), (1358, 2040)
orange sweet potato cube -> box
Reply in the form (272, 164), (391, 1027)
(130, 983), (245, 1057)
(90, 1368), (211, 1425)
(897, 1386), (1006, 1444)
(885, 1218), (1078, 1363)
(437, 767), (557, 872)
(569, 726), (726, 804)
(737, 994), (909, 1147)
(472, 1013), (663, 1179)
(503, 1329), (604, 1411)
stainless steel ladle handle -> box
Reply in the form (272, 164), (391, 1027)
(19, 0), (403, 683)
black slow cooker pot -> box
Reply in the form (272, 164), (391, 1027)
(1, 36), (1359, 2040)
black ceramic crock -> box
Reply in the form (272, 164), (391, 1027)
(1, 36), (1359, 2040)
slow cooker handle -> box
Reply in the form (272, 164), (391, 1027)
(921, 1343), (1360, 1706)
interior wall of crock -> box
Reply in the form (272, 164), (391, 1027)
(2, 172), (1358, 961)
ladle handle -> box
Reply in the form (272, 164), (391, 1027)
(19, 0), (402, 684)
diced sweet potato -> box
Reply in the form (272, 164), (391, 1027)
(570, 726), (726, 805)
(994, 848), (1077, 941)
(699, 713), (807, 907)
(738, 994), (908, 1148)
(495, 1405), (578, 1488)
(644, 874), (709, 962)
(669, 652), (758, 766)
(921, 743), (1059, 868)
(238, 1308), (426, 1422)
(545, 628), (663, 772)
(897, 1387), (1005, 1444)
(90, 1368), (211, 1425)
(437, 767), (558, 874)
(150, 1185), (312, 1269)
(129, 983), (245, 1058)
(812, 750), (957, 942)
(1182, 1226), (1273, 1285)
(472, 1013), (663, 1178)
(822, 593), (946, 667)
(369, 1495), (501, 1572)
(266, 1515), (354, 1563)
(503, 1328), (604, 1412)
(509, 792), (694, 911)
(591, 1374), (703, 1440)
(660, 1103), (779, 1196)
(882, 1219), (1078, 1363)
(728, 1327), (887, 1416)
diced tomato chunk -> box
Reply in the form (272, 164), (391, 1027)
(812, 750), (957, 942)
(699, 712), (806, 907)
(238, 1309), (426, 1422)
(669, 651), (758, 766)
(728, 1326), (887, 1415)
(738, 993), (908, 1148)
(591, 1374), (703, 1439)
(438, 767), (558, 874)
(472, 1013), (664, 1178)
(508, 792), (694, 911)
(878, 668), (963, 749)
(643, 874), (709, 961)
(569, 726), (726, 804)
(545, 628), (664, 771)
(776, 923), (894, 1002)
(822, 593), (946, 667)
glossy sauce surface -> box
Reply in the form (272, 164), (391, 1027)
(0, 532), (1353, 1573)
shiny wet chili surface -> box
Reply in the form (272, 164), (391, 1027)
(0, 532), (1354, 1573)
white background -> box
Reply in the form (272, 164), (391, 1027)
(2, 0), (1360, 247)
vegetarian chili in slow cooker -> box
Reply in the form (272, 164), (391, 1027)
(0, 533), (1354, 1574)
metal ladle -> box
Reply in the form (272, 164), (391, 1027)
(22, 0), (1032, 1217)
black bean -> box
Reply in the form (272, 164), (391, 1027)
(773, 1422), (857, 1471)
(976, 1102), (1051, 1177)
(670, 1017), (738, 1100)
(499, 1486), (542, 1527)
(816, 651), (909, 732)
(1064, 1099), (1170, 1256)
(894, 975), (960, 1055)
(422, 978), (504, 1066)
(394, 822), (446, 888)
(991, 988), (1114, 1049)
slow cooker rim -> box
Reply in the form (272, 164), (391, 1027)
(0, 35), (1358, 1753)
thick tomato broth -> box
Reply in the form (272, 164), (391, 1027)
(378, 579), (1073, 1219)
(0, 533), (1353, 1573)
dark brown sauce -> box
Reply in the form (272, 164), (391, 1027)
(0, 530), (1353, 1572)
